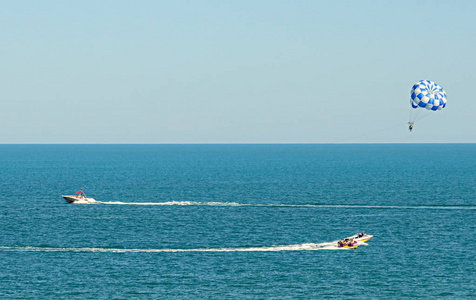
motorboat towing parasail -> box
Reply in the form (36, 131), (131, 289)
(62, 189), (97, 204)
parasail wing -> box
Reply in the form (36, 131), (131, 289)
(410, 80), (447, 111)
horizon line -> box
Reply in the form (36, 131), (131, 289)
(0, 142), (474, 145)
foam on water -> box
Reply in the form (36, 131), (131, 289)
(78, 201), (476, 210)
(0, 242), (357, 253)
(95, 201), (245, 206)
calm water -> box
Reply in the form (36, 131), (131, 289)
(0, 144), (475, 299)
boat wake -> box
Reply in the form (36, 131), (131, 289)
(96, 201), (245, 206)
(0, 242), (357, 253)
(77, 201), (476, 210)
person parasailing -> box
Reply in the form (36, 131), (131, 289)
(409, 80), (447, 132)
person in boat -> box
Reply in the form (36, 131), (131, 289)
(338, 239), (347, 247)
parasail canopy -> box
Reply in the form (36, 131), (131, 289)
(410, 80), (447, 111)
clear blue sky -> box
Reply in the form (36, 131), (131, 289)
(1, 0), (475, 143)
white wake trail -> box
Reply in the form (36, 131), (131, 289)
(0, 242), (354, 253)
(76, 201), (476, 210)
(95, 201), (246, 206)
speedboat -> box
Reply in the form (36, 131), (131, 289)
(348, 232), (373, 243)
(62, 190), (97, 204)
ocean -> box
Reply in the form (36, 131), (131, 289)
(0, 144), (474, 299)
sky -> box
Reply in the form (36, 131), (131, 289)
(1, 0), (475, 143)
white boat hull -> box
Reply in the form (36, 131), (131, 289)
(62, 195), (97, 204)
(348, 234), (373, 243)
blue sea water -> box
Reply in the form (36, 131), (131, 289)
(0, 144), (475, 299)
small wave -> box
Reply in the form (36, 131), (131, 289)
(0, 242), (355, 253)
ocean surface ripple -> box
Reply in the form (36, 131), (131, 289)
(0, 144), (475, 299)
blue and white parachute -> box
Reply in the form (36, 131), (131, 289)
(410, 80), (447, 111)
